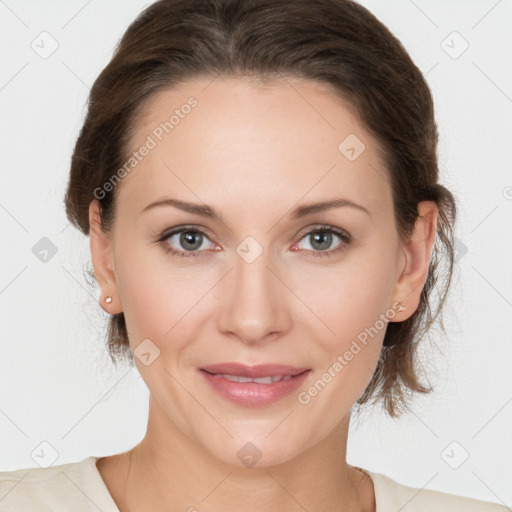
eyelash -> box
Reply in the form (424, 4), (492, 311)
(157, 224), (352, 260)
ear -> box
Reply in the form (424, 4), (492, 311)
(388, 200), (438, 321)
(89, 199), (122, 314)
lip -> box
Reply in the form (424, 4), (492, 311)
(199, 363), (312, 407)
(200, 363), (310, 378)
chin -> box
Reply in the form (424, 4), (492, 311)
(198, 430), (310, 470)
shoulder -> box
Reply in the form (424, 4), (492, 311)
(0, 456), (118, 511)
(359, 468), (510, 511)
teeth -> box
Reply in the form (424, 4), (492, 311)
(213, 373), (293, 383)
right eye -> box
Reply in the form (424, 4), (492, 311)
(158, 227), (218, 258)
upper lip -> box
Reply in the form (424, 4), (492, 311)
(200, 363), (310, 378)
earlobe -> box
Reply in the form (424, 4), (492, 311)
(89, 200), (122, 314)
(388, 201), (438, 321)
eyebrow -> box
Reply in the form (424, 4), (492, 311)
(140, 197), (370, 219)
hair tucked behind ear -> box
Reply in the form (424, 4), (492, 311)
(64, 0), (457, 418)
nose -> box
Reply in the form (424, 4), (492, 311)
(216, 245), (292, 345)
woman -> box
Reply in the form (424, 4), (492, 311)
(0, 0), (508, 510)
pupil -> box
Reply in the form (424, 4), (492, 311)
(181, 231), (202, 250)
(312, 231), (331, 250)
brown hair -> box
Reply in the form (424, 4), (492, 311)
(64, 0), (457, 417)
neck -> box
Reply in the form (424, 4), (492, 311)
(99, 395), (374, 512)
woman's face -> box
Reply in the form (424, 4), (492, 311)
(91, 76), (420, 467)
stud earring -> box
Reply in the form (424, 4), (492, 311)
(105, 296), (112, 304)
(397, 301), (406, 312)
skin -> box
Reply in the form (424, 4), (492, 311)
(89, 75), (438, 511)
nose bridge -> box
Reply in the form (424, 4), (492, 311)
(216, 238), (289, 343)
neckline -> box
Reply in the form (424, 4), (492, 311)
(86, 456), (382, 511)
(81, 456), (121, 511)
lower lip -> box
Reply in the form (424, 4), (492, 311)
(199, 369), (311, 407)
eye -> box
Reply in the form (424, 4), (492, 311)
(293, 225), (352, 258)
(157, 224), (352, 259)
(158, 227), (216, 258)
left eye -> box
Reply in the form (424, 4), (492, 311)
(291, 226), (352, 258)
(296, 229), (346, 253)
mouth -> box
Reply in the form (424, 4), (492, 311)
(199, 363), (312, 407)
(203, 373), (297, 384)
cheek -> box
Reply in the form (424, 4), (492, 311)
(113, 243), (178, 343)
(300, 302), (388, 424)
(114, 242), (218, 357)
(295, 244), (396, 397)
(296, 244), (397, 342)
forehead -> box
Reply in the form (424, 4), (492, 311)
(117, 75), (391, 218)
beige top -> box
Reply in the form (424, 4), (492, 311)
(0, 456), (508, 511)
